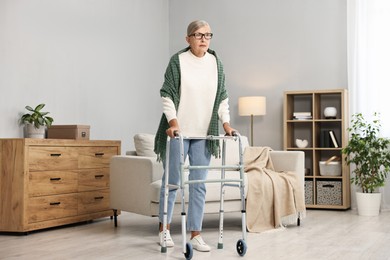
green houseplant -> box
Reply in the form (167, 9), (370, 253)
(20, 103), (54, 138)
(342, 112), (390, 215)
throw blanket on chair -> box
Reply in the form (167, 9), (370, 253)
(244, 146), (306, 232)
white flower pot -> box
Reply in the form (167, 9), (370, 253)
(356, 192), (381, 216)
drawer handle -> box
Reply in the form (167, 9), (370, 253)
(50, 153), (62, 157)
(95, 153), (105, 157)
(50, 202), (61, 206)
(95, 174), (104, 179)
(50, 177), (62, 181)
(94, 196), (104, 200)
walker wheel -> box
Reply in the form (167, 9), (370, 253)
(184, 242), (193, 260)
(236, 239), (247, 256)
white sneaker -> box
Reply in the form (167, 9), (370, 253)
(159, 230), (174, 247)
(190, 235), (211, 252)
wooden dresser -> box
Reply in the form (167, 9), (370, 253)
(0, 138), (121, 233)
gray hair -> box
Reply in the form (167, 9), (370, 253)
(187, 20), (210, 36)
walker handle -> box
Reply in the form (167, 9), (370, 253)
(226, 131), (238, 137)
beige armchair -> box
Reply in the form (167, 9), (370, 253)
(110, 134), (305, 226)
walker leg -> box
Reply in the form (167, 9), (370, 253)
(218, 208), (224, 249)
(178, 135), (188, 256)
(241, 211), (247, 241)
(217, 186), (225, 249)
(181, 212), (187, 255)
(161, 212), (168, 253)
(218, 139), (227, 249)
(161, 139), (171, 254)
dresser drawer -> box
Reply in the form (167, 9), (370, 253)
(29, 171), (78, 196)
(28, 194), (78, 223)
(78, 147), (118, 169)
(28, 147), (78, 171)
(79, 168), (109, 192)
(78, 190), (110, 214)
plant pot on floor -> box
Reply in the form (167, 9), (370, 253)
(356, 192), (382, 216)
(24, 124), (46, 139)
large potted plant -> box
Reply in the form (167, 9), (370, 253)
(20, 103), (54, 139)
(342, 112), (390, 216)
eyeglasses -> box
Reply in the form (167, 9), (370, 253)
(189, 32), (213, 40)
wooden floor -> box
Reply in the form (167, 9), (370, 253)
(1, 209), (390, 260)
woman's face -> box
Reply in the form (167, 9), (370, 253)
(186, 25), (212, 57)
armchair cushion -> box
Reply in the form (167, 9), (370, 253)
(134, 133), (156, 157)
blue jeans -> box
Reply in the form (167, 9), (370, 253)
(159, 138), (211, 231)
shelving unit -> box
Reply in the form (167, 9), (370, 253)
(283, 89), (350, 209)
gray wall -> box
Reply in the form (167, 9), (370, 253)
(0, 0), (347, 153)
(0, 0), (169, 154)
(170, 0), (347, 149)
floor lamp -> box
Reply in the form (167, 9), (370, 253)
(238, 96), (266, 146)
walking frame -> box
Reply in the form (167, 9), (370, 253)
(161, 133), (248, 259)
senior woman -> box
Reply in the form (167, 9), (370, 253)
(154, 20), (236, 252)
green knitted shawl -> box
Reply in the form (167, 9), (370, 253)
(154, 47), (228, 162)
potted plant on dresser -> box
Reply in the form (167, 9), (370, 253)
(20, 103), (54, 139)
(342, 112), (390, 216)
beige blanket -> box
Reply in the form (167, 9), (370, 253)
(244, 146), (306, 232)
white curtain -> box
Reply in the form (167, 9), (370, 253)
(347, 0), (390, 210)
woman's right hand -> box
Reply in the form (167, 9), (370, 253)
(166, 127), (180, 138)
(166, 119), (180, 138)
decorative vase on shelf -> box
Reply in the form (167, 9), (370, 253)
(324, 107), (337, 119)
(295, 139), (308, 148)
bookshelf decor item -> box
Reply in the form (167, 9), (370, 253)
(283, 89), (350, 209)
(324, 107), (337, 119)
(293, 112), (312, 120)
(328, 130), (339, 148)
(295, 139), (308, 148)
(319, 161), (342, 176)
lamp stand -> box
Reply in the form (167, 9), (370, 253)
(250, 114), (254, 146)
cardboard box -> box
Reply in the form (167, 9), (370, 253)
(48, 125), (90, 140)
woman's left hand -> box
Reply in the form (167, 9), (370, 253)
(223, 122), (237, 136)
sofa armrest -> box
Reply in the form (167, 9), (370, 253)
(110, 155), (163, 216)
(269, 151), (305, 181)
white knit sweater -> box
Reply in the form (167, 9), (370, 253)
(162, 49), (230, 137)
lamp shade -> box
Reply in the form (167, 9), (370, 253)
(238, 96), (266, 116)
